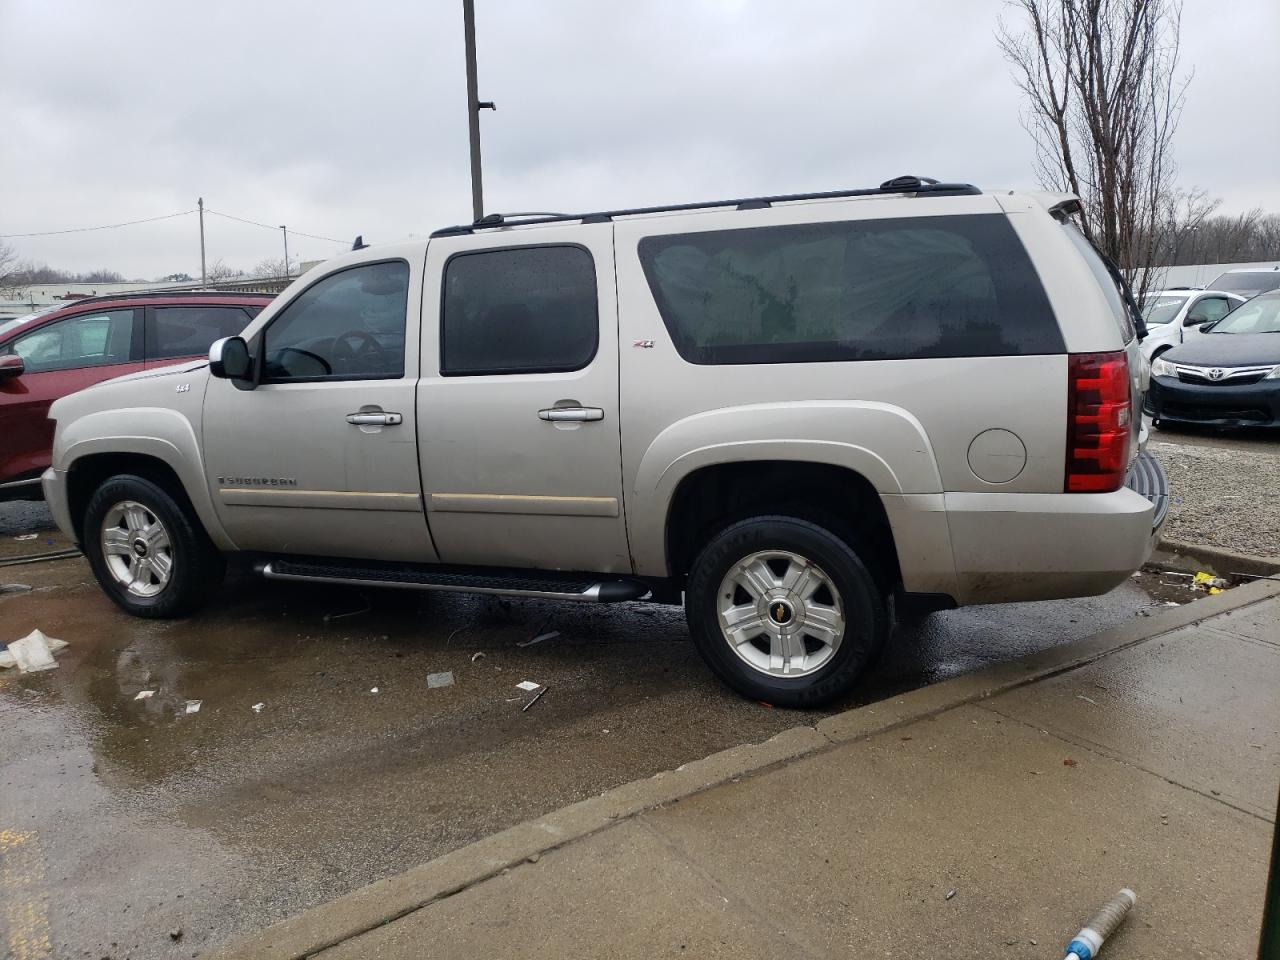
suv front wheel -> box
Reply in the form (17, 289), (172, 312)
(685, 516), (888, 707)
(83, 474), (224, 618)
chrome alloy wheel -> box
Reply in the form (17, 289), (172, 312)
(101, 500), (173, 598)
(716, 549), (845, 678)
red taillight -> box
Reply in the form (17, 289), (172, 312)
(1066, 351), (1131, 493)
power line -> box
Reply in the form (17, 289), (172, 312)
(204, 208), (346, 245)
(0, 210), (195, 238)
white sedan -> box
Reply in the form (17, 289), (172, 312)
(1140, 289), (1246, 361)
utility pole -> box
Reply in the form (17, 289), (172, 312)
(279, 225), (289, 278)
(198, 197), (207, 287)
(462, 0), (495, 223)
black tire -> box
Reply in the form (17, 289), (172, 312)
(83, 474), (225, 618)
(684, 516), (889, 708)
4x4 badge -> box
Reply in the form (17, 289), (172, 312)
(632, 339), (655, 349)
(176, 383), (190, 393)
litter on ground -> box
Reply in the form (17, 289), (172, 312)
(0, 630), (68, 672)
(470, 651), (486, 663)
(517, 630), (560, 648)
(426, 671), (455, 689)
(251, 702), (265, 713)
(14, 533), (38, 541)
(370, 686), (380, 694)
(516, 680), (541, 692)
(134, 690), (156, 700)
(0, 583), (32, 594)
(521, 685), (548, 712)
(185, 700), (202, 714)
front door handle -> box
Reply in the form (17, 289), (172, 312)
(538, 406), (604, 423)
(346, 411), (402, 426)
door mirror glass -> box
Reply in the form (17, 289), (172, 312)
(209, 336), (252, 381)
(0, 354), (24, 379)
(1198, 321), (1217, 332)
(1185, 311), (1208, 325)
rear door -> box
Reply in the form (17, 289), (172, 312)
(416, 224), (632, 573)
(0, 308), (142, 490)
(143, 303), (257, 368)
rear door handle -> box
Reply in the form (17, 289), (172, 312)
(538, 406), (604, 422)
(346, 412), (402, 426)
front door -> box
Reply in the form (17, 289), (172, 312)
(417, 224), (631, 573)
(201, 257), (436, 562)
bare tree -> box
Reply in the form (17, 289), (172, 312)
(206, 259), (245, 284)
(998, 0), (1189, 301)
(250, 257), (289, 279)
(0, 239), (19, 295)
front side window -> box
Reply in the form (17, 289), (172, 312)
(262, 261), (409, 381)
(1212, 294), (1280, 335)
(441, 245), (598, 376)
(2, 309), (136, 373)
(1188, 296), (1232, 325)
(148, 305), (255, 361)
(638, 214), (1062, 364)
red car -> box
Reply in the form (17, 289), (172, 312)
(0, 291), (274, 501)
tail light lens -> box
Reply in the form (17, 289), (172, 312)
(1066, 351), (1131, 492)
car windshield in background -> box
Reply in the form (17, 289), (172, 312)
(1142, 295), (1188, 325)
(1210, 293), (1280, 335)
(1207, 271), (1280, 296)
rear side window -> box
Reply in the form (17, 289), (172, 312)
(441, 245), (598, 375)
(637, 214), (1062, 364)
(1062, 222), (1135, 343)
(147, 305), (254, 361)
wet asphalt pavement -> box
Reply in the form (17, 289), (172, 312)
(0, 504), (1202, 960)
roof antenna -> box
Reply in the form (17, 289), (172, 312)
(351, 235), (367, 251)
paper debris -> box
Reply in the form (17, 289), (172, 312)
(0, 584), (33, 594)
(251, 702), (265, 713)
(184, 700), (202, 714)
(370, 686), (380, 694)
(134, 690), (156, 700)
(517, 630), (560, 648)
(470, 651), (486, 663)
(0, 630), (66, 672)
(516, 680), (541, 692)
(426, 671), (454, 689)
(14, 533), (38, 541)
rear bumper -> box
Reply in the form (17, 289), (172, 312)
(891, 452), (1168, 606)
(1146, 374), (1280, 428)
(41, 467), (76, 542)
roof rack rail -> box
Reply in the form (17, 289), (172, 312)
(430, 176), (980, 237)
(39, 289), (276, 307)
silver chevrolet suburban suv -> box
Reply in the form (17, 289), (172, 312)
(43, 177), (1168, 706)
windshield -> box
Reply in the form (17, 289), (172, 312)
(1211, 294), (1280, 335)
(1207, 271), (1280, 296)
(1142, 295), (1188, 325)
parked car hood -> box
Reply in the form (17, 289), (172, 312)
(1165, 333), (1280, 367)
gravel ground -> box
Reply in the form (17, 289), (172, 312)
(1148, 426), (1280, 559)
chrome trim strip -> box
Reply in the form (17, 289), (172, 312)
(1174, 362), (1276, 382)
(219, 488), (421, 511)
(429, 492), (621, 518)
(0, 478), (42, 490)
(260, 562), (608, 602)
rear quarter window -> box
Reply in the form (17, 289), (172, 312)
(1062, 222), (1135, 343)
(637, 213), (1062, 364)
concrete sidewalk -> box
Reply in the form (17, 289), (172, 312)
(217, 581), (1280, 960)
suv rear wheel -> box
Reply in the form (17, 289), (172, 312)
(83, 474), (224, 618)
(685, 516), (888, 707)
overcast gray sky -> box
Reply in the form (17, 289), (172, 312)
(1, 0), (1276, 279)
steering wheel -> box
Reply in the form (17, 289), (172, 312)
(330, 330), (385, 369)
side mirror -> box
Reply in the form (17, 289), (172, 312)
(1184, 312), (1209, 326)
(1198, 321), (1217, 332)
(209, 336), (252, 382)
(0, 354), (25, 379)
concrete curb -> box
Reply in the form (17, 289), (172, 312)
(212, 578), (1280, 960)
(1157, 536), (1280, 577)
